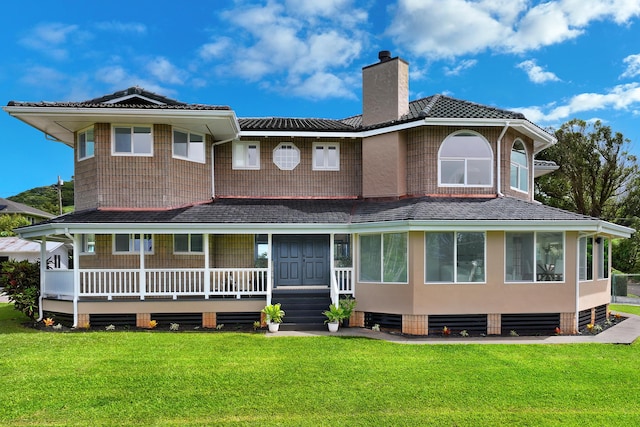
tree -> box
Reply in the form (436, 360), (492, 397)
(0, 260), (40, 320)
(535, 119), (637, 219)
(0, 214), (30, 237)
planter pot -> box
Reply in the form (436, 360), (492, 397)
(268, 322), (280, 333)
(327, 322), (339, 333)
(342, 317), (350, 328)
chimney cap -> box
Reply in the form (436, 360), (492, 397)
(378, 50), (392, 62)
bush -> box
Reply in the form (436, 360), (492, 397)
(0, 260), (40, 320)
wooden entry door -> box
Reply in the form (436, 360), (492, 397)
(274, 235), (329, 287)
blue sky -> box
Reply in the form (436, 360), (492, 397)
(2, 0), (640, 197)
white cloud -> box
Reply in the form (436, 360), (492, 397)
(19, 66), (67, 88)
(290, 72), (356, 100)
(199, 38), (233, 61)
(19, 23), (80, 60)
(513, 82), (640, 123)
(443, 59), (478, 76)
(387, 0), (640, 59)
(621, 54), (640, 79)
(516, 59), (561, 83)
(94, 65), (173, 95)
(95, 21), (147, 34)
(146, 57), (188, 85)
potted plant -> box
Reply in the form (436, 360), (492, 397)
(323, 304), (345, 332)
(338, 296), (356, 327)
(261, 303), (285, 332)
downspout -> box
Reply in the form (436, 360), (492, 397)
(38, 238), (46, 322)
(496, 122), (510, 197)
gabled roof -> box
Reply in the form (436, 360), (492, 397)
(19, 196), (632, 238)
(0, 198), (54, 219)
(0, 236), (63, 253)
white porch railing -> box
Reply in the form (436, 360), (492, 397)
(211, 268), (269, 299)
(334, 267), (354, 296)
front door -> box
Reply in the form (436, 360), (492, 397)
(274, 235), (329, 287)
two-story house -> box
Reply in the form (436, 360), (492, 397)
(4, 51), (632, 334)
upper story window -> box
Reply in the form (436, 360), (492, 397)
(510, 139), (529, 192)
(313, 142), (340, 171)
(273, 143), (300, 170)
(439, 131), (493, 187)
(78, 127), (94, 160)
(113, 233), (153, 254)
(173, 129), (205, 163)
(113, 125), (153, 156)
(233, 141), (260, 169)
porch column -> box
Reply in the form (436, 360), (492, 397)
(266, 233), (273, 306)
(204, 233), (210, 299)
(139, 234), (146, 300)
(330, 233), (338, 305)
(72, 234), (80, 327)
(38, 238), (46, 322)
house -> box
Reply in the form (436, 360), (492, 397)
(3, 51), (632, 334)
(0, 236), (68, 269)
(0, 197), (54, 225)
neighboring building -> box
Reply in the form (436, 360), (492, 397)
(0, 236), (68, 269)
(0, 197), (54, 224)
(4, 51), (632, 333)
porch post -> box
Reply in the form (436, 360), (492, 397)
(266, 233), (272, 306)
(38, 238), (46, 322)
(330, 233), (338, 305)
(139, 234), (146, 300)
(204, 233), (210, 299)
(72, 234), (80, 327)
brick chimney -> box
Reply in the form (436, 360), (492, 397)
(362, 50), (409, 126)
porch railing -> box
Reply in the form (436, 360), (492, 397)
(334, 267), (354, 296)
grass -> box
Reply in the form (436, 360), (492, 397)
(1, 303), (640, 426)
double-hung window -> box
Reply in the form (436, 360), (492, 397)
(439, 131), (493, 186)
(78, 127), (94, 160)
(505, 232), (564, 282)
(113, 125), (153, 155)
(425, 232), (485, 283)
(173, 129), (205, 163)
(359, 233), (407, 283)
(114, 234), (153, 254)
(174, 234), (204, 253)
(313, 143), (340, 170)
(233, 141), (260, 169)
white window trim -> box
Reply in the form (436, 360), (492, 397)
(111, 125), (154, 157)
(77, 126), (95, 161)
(232, 141), (260, 170)
(510, 139), (529, 194)
(113, 234), (154, 255)
(273, 142), (300, 170)
(172, 127), (206, 164)
(312, 142), (340, 171)
(79, 234), (96, 255)
(357, 232), (408, 284)
(438, 130), (493, 188)
(173, 234), (204, 254)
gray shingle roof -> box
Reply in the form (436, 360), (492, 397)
(0, 198), (54, 219)
(39, 196), (593, 226)
(239, 94), (530, 132)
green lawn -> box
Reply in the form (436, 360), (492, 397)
(1, 303), (640, 426)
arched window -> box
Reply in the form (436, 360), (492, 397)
(510, 139), (528, 192)
(439, 131), (493, 186)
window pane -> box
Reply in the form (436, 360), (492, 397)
(315, 146), (324, 168)
(190, 234), (203, 252)
(132, 127), (152, 154)
(441, 135), (491, 157)
(457, 232), (485, 282)
(505, 232), (534, 281)
(114, 127), (131, 152)
(426, 232), (454, 282)
(78, 132), (87, 158)
(174, 234), (189, 252)
(519, 167), (529, 192)
(536, 232), (563, 281)
(359, 234), (381, 282)
(115, 234), (130, 252)
(247, 144), (258, 167)
(467, 159), (492, 185)
(190, 139), (205, 162)
(441, 160), (465, 184)
(383, 233), (407, 282)
(173, 130), (188, 157)
(510, 164), (518, 188)
(86, 129), (94, 157)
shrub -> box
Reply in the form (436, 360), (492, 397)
(0, 260), (40, 320)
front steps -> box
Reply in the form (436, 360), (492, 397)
(271, 287), (331, 330)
